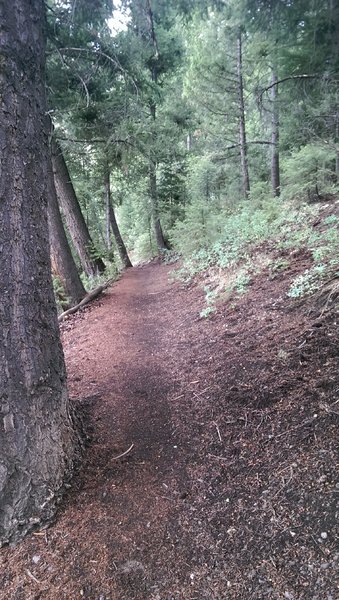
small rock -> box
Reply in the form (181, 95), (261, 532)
(119, 560), (144, 575)
(32, 555), (41, 564)
(320, 532), (328, 539)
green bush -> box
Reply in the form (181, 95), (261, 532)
(281, 144), (337, 202)
(288, 264), (327, 298)
(172, 197), (305, 275)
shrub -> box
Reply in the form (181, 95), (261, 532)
(281, 143), (337, 203)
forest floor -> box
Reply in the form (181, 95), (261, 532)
(1, 249), (338, 599)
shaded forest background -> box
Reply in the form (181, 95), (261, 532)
(46, 0), (338, 308)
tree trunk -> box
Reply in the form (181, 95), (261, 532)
(236, 30), (250, 198)
(146, 0), (167, 253)
(335, 111), (339, 182)
(47, 161), (87, 305)
(0, 0), (80, 546)
(271, 69), (281, 196)
(105, 187), (112, 252)
(149, 103), (167, 252)
(187, 133), (192, 151)
(104, 165), (133, 269)
(51, 138), (106, 277)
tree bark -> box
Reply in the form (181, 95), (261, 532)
(149, 103), (167, 252)
(104, 165), (133, 269)
(236, 30), (250, 198)
(335, 111), (339, 181)
(51, 138), (106, 277)
(149, 154), (167, 252)
(0, 0), (80, 546)
(146, 0), (167, 253)
(47, 161), (87, 305)
(271, 69), (281, 197)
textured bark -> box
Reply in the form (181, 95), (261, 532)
(104, 167), (132, 269)
(0, 0), (80, 546)
(146, 0), (167, 253)
(51, 138), (106, 277)
(335, 112), (339, 181)
(47, 163), (86, 305)
(271, 70), (281, 197)
(236, 30), (250, 198)
(149, 150), (167, 252)
(105, 188), (112, 252)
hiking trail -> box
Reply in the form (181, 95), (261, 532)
(1, 260), (338, 599)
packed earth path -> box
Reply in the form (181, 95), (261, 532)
(1, 259), (338, 599)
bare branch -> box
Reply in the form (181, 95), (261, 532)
(52, 46), (139, 96)
(55, 47), (90, 107)
(258, 74), (322, 99)
(57, 136), (136, 149)
(224, 140), (275, 150)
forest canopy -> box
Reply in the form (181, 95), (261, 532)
(44, 0), (338, 281)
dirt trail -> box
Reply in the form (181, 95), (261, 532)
(61, 263), (193, 598)
(1, 260), (338, 599)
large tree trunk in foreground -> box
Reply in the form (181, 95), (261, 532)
(104, 165), (132, 269)
(47, 163), (86, 305)
(236, 30), (250, 198)
(51, 138), (106, 277)
(0, 0), (80, 546)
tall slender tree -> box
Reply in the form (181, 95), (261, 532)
(104, 161), (133, 268)
(47, 160), (87, 305)
(51, 137), (106, 277)
(270, 68), (280, 196)
(0, 0), (80, 546)
(236, 28), (250, 197)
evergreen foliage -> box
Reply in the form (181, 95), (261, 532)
(44, 0), (338, 291)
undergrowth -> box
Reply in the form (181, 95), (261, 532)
(80, 261), (119, 291)
(172, 197), (339, 312)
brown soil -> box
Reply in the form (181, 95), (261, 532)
(1, 257), (338, 599)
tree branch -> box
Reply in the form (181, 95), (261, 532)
(56, 136), (136, 148)
(258, 74), (322, 98)
(52, 46), (139, 96)
(217, 140), (276, 153)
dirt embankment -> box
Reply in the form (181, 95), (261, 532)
(0, 257), (338, 599)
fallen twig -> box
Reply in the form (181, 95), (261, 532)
(58, 278), (115, 322)
(26, 569), (40, 584)
(214, 422), (222, 443)
(111, 443), (134, 461)
(192, 386), (212, 400)
(208, 454), (236, 465)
